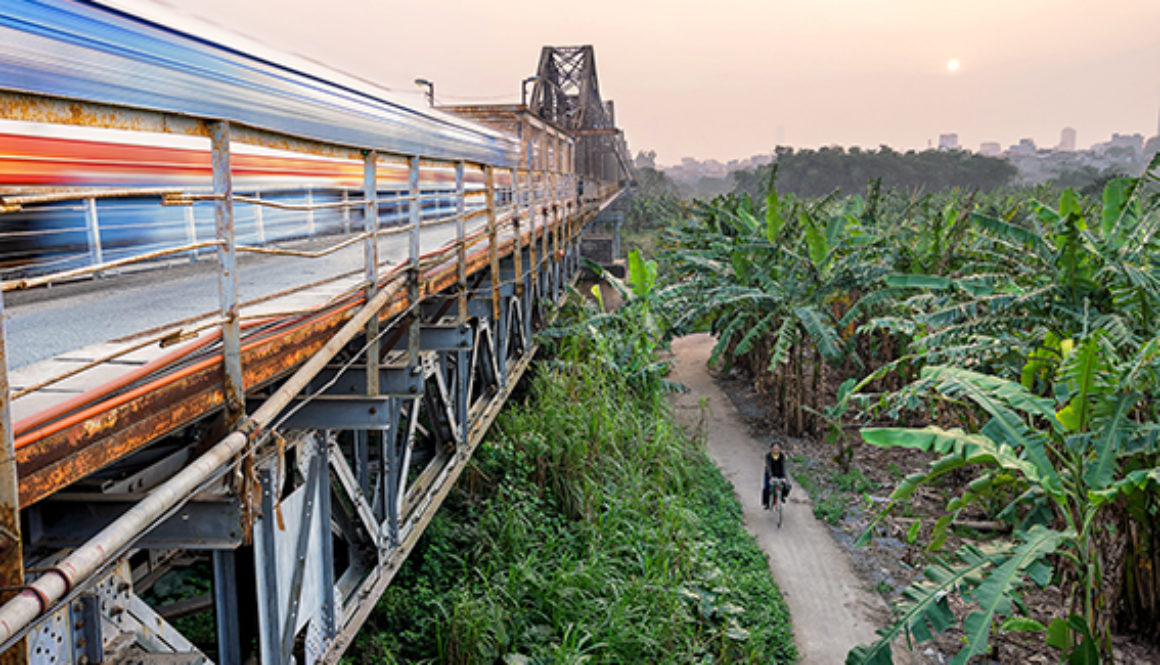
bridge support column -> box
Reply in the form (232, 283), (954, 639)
(213, 550), (242, 665)
(254, 435), (333, 665)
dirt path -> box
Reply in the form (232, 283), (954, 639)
(667, 334), (906, 664)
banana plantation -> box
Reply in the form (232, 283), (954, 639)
(656, 160), (1160, 664)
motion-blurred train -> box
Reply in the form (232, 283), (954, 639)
(0, 0), (519, 277)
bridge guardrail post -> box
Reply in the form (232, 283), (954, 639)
(524, 171), (538, 305)
(254, 191), (267, 246)
(407, 156), (421, 370)
(570, 174), (579, 273)
(83, 197), (104, 278)
(211, 120), (245, 422)
(363, 151), (380, 396)
(564, 175), (571, 275)
(541, 173), (550, 299)
(363, 152), (382, 537)
(0, 293), (27, 665)
(341, 189), (351, 234)
(306, 187), (316, 240)
(455, 162), (468, 453)
(550, 172), (560, 298)
(511, 167), (523, 301)
(183, 203), (198, 263)
(513, 169), (532, 343)
(484, 167), (505, 386)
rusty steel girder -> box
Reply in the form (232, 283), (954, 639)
(12, 206), (592, 506)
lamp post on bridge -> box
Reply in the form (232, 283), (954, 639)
(521, 75), (537, 107)
(414, 78), (434, 106)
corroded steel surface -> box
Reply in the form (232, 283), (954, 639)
(10, 198), (606, 506)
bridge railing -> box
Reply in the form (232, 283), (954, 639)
(2, 129), (583, 436)
(0, 79), (610, 661)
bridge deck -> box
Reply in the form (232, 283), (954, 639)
(5, 190), (610, 507)
(0, 4), (632, 663)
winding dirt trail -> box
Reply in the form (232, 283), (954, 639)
(667, 334), (908, 664)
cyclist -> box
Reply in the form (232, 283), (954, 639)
(762, 441), (791, 509)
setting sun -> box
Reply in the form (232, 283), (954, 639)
(947, 58), (961, 72)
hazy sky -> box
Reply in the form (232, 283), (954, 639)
(174, 0), (1160, 165)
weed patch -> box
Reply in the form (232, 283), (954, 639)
(349, 346), (796, 663)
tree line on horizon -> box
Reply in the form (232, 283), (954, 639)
(637, 145), (1027, 201)
(732, 145), (1017, 198)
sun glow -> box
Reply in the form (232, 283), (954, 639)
(946, 58), (961, 72)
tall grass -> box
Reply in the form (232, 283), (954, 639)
(348, 296), (796, 664)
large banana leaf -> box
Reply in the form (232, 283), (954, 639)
(1088, 466), (1160, 508)
(793, 304), (842, 362)
(765, 188), (784, 242)
(885, 273), (952, 290)
(951, 525), (1062, 665)
(802, 210), (829, 270)
(846, 542), (995, 665)
(1054, 335), (1110, 433)
(848, 528), (1061, 665)
(920, 366), (1062, 493)
(626, 249), (657, 299)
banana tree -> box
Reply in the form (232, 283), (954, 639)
(848, 333), (1160, 664)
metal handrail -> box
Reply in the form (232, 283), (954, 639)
(1, 240), (225, 291)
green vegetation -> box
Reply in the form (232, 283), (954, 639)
(789, 455), (872, 526)
(623, 166), (685, 257)
(653, 161), (1160, 663)
(731, 146), (1016, 199)
(349, 263), (796, 664)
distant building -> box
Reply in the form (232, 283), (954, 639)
(1093, 133), (1144, 157)
(1058, 127), (1076, 151)
(633, 150), (657, 169)
(938, 133), (959, 151)
(979, 142), (1002, 156)
(1111, 133), (1144, 154)
(1009, 138), (1037, 157)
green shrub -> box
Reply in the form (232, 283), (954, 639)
(349, 296), (797, 664)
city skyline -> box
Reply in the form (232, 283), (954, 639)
(170, 0), (1160, 164)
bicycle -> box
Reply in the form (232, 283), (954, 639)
(764, 477), (786, 528)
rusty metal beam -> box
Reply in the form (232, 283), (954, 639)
(12, 186), (614, 506)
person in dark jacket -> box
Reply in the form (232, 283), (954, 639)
(762, 441), (791, 509)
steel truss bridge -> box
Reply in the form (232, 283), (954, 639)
(0, 3), (631, 664)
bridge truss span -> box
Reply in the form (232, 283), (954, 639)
(0, 4), (630, 664)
